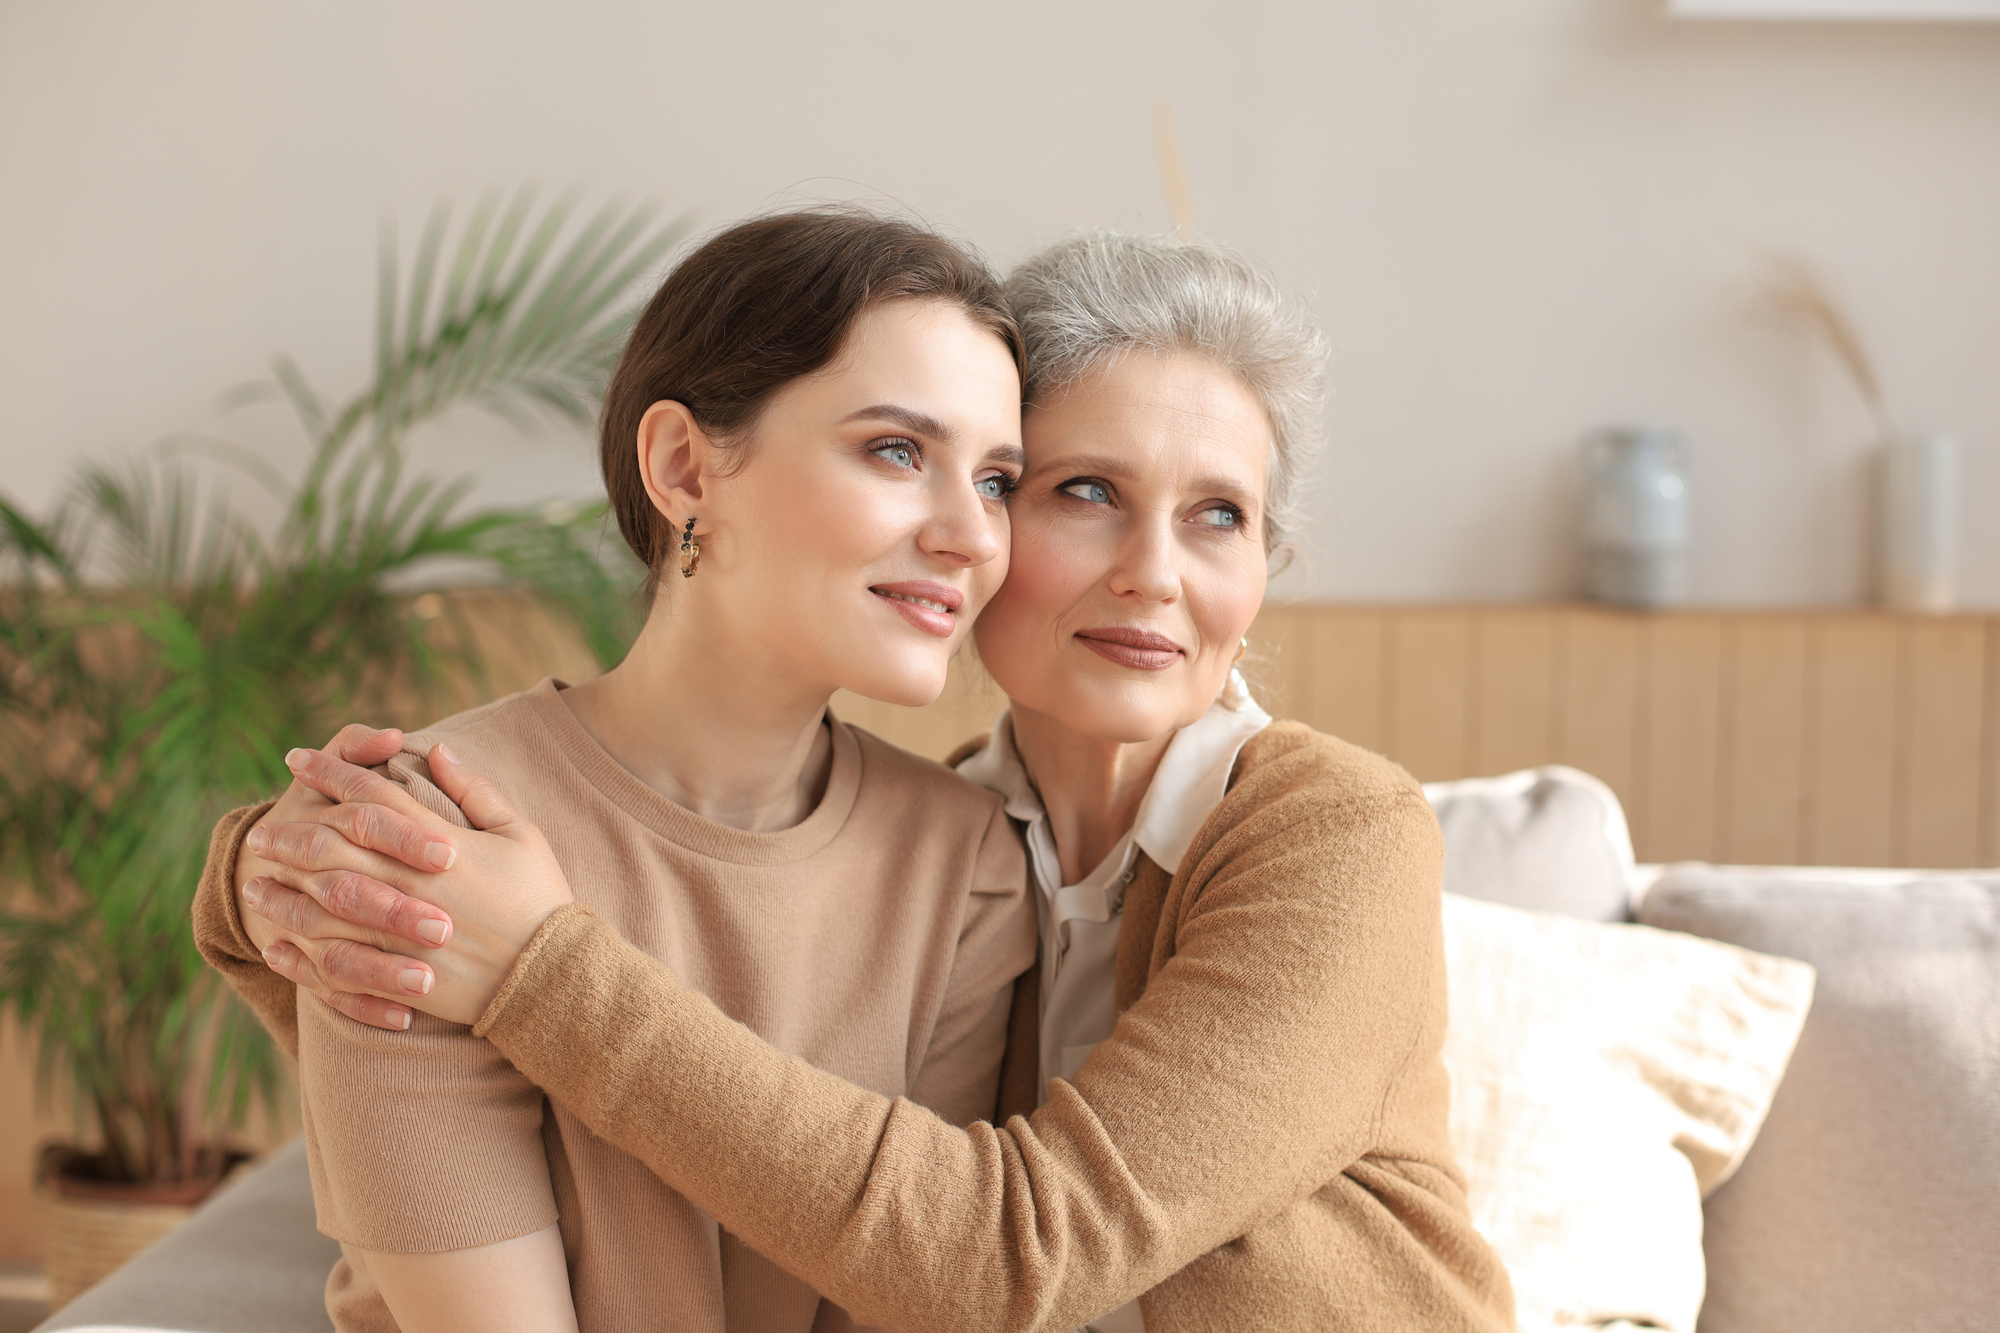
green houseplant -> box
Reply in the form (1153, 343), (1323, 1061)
(0, 192), (679, 1299)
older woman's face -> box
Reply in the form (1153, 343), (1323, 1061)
(974, 351), (1270, 744)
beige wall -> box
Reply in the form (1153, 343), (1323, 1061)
(2, 0), (1995, 605)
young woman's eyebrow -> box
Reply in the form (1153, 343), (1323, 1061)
(841, 403), (952, 441)
(985, 444), (1028, 470)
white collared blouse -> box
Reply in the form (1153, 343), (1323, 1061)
(955, 674), (1271, 1333)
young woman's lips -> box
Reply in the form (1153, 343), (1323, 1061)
(870, 581), (962, 639)
(1075, 627), (1185, 670)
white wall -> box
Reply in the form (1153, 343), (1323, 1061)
(3, 0), (1995, 605)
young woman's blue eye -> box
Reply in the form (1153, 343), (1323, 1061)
(873, 440), (918, 469)
(1061, 480), (1111, 505)
(1194, 505), (1241, 528)
(975, 474), (1016, 500)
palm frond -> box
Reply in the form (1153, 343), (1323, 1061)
(0, 188), (673, 1184)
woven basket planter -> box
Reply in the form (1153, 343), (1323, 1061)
(32, 1146), (247, 1309)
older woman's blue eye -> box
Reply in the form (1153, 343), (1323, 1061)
(1062, 480), (1111, 504)
(1196, 506), (1240, 527)
(874, 441), (917, 469)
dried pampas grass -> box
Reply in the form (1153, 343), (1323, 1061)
(1756, 255), (1897, 441)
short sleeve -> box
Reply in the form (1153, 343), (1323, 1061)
(905, 799), (1037, 1127)
(295, 752), (558, 1252)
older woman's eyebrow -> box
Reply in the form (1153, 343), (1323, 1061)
(840, 404), (952, 441)
(1032, 453), (1260, 505)
(1187, 476), (1261, 508)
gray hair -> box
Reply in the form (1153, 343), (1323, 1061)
(1003, 232), (1328, 566)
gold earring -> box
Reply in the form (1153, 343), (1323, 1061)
(678, 518), (700, 579)
(1233, 636), (1249, 664)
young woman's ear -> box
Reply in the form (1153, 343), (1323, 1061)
(635, 400), (712, 525)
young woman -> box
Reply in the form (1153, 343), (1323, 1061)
(194, 210), (1044, 1333)
(203, 235), (1516, 1332)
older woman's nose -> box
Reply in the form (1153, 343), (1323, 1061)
(1107, 516), (1182, 603)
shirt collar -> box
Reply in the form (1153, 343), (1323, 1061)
(956, 669), (1273, 880)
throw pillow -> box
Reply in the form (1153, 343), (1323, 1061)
(1425, 767), (1635, 921)
(1638, 866), (2000, 1333)
(1440, 893), (1815, 1333)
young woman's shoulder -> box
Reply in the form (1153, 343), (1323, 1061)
(369, 685), (562, 829)
(841, 721), (1010, 823)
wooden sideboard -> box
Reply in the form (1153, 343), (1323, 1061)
(835, 604), (2000, 869)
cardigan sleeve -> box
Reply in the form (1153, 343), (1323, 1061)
(191, 800), (297, 1058)
(476, 749), (1448, 1333)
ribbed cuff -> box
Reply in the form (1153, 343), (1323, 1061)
(193, 800), (279, 966)
(472, 901), (602, 1039)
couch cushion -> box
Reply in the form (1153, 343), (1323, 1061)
(1639, 866), (2000, 1333)
(1441, 893), (1814, 1333)
(36, 1136), (336, 1333)
(1425, 766), (1635, 921)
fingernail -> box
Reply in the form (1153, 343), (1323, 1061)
(285, 748), (311, 771)
(261, 945), (282, 966)
(245, 827), (268, 852)
(389, 1008), (412, 1031)
(434, 742), (459, 765)
(242, 879), (264, 907)
(424, 841), (456, 870)
(416, 918), (449, 946)
(398, 967), (432, 996)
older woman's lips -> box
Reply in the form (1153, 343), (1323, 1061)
(1075, 627), (1184, 670)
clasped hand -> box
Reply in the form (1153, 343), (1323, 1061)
(236, 725), (574, 1030)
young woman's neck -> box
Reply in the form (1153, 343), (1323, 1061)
(1010, 705), (1173, 886)
(560, 596), (834, 833)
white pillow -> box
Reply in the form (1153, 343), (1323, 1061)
(1440, 893), (1815, 1333)
(1425, 767), (1636, 921)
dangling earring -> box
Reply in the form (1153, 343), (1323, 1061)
(1223, 637), (1252, 710)
(678, 518), (700, 579)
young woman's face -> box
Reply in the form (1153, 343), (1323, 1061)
(680, 299), (1024, 706)
(975, 351), (1271, 743)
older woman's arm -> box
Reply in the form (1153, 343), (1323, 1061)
(192, 727), (465, 1052)
(465, 737), (1450, 1333)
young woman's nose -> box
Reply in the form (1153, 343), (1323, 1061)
(1105, 512), (1181, 604)
(915, 475), (1005, 568)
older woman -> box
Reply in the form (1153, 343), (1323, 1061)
(205, 234), (1515, 1332)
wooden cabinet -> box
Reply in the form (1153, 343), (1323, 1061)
(835, 604), (2000, 869)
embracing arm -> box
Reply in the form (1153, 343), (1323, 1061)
(191, 727), (466, 1053)
(191, 800), (296, 1054)
(472, 753), (1446, 1333)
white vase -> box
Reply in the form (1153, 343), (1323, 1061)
(1878, 434), (1959, 614)
(1581, 426), (1692, 609)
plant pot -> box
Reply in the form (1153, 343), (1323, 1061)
(32, 1144), (249, 1309)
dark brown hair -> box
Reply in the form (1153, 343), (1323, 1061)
(600, 208), (1023, 598)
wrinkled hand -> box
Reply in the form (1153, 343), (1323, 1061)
(242, 738), (574, 1029)
(232, 725), (452, 1031)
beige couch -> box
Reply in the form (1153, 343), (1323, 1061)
(35, 768), (2000, 1333)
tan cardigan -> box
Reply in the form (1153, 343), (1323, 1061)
(195, 721), (1514, 1333)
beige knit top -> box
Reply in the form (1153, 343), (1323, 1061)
(196, 679), (1036, 1333)
(197, 716), (1514, 1333)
